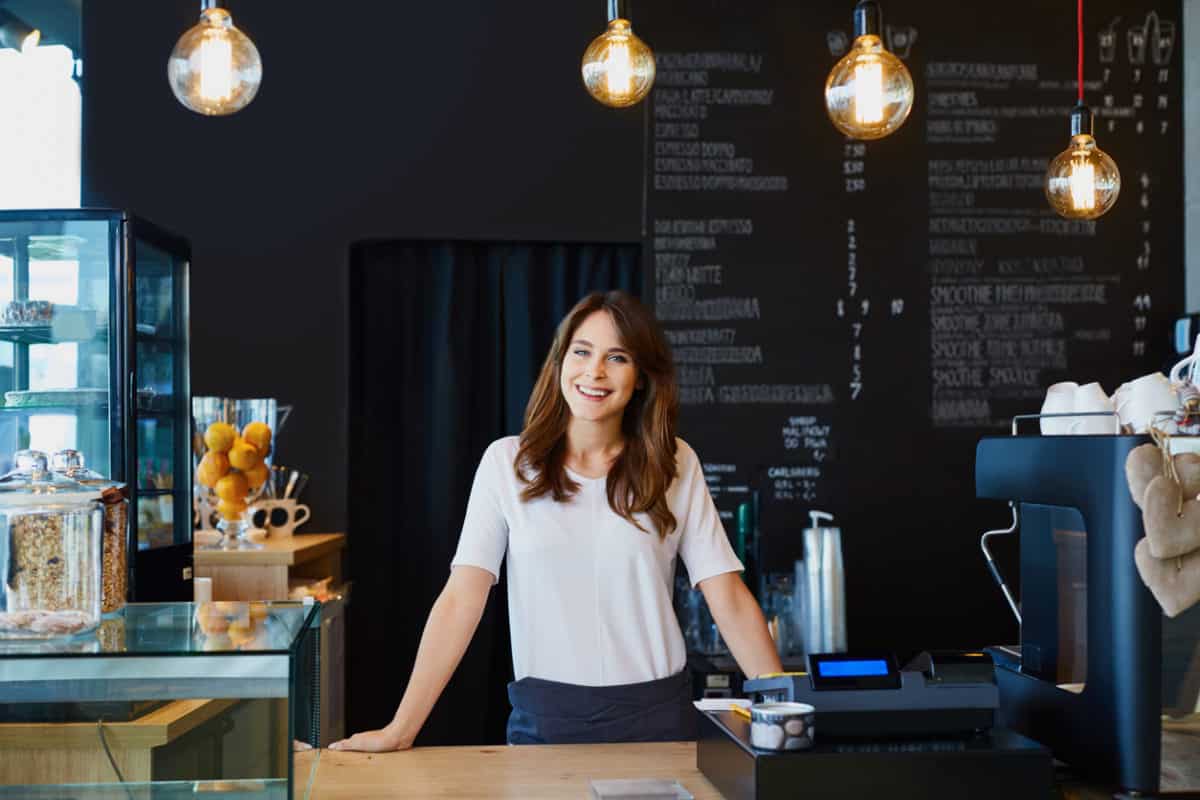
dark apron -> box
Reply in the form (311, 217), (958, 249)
(506, 670), (696, 745)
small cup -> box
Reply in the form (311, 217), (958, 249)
(1040, 382), (1079, 435)
(1113, 373), (1177, 434)
(749, 702), (815, 751)
(1070, 382), (1119, 435)
(248, 499), (310, 538)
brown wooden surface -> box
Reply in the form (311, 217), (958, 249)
(194, 532), (346, 600)
(193, 533), (346, 568)
(298, 742), (720, 800)
(195, 563), (290, 601)
(292, 741), (1139, 800)
(0, 699), (237, 785)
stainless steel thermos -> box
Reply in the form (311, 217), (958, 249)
(799, 510), (846, 654)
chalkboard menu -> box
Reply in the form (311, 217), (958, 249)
(640, 0), (1183, 651)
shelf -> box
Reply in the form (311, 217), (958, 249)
(0, 779), (288, 799)
(137, 488), (175, 496)
(0, 324), (109, 346)
(0, 403), (108, 414)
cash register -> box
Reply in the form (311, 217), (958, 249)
(696, 651), (1054, 800)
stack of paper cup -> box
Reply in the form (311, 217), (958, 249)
(1039, 382), (1120, 435)
(1113, 373), (1178, 434)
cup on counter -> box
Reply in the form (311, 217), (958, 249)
(1071, 383), (1119, 435)
(1113, 373), (1177, 434)
(1040, 382), (1078, 434)
(248, 498), (310, 538)
(749, 702), (815, 751)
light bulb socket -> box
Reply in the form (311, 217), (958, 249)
(1069, 102), (1094, 137)
(201, 0), (222, 10)
(607, 0), (629, 23)
(853, 0), (882, 38)
(0, 9), (38, 51)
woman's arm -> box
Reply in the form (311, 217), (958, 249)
(328, 565), (495, 752)
(699, 572), (783, 679)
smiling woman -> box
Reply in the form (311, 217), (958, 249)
(331, 290), (782, 752)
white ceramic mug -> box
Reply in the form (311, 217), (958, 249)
(1113, 373), (1177, 433)
(1040, 382), (1079, 434)
(248, 499), (311, 538)
(1071, 382), (1119, 435)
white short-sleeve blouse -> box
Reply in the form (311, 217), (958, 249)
(450, 436), (743, 687)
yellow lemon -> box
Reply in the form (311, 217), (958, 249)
(197, 451), (230, 488)
(215, 472), (249, 502)
(217, 498), (248, 521)
(203, 422), (238, 453)
(243, 462), (269, 490)
(227, 618), (254, 645)
(242, 422), (272, 457)
(228, 439), (261, 471)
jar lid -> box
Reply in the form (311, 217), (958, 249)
(0, 450), (102, 507)
(49, 448), (123, 489)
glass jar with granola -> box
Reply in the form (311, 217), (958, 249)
(51, 449), (129, 614)
(0, 450), (104, 638)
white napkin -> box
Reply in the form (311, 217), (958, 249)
(693, 698), (752, 711)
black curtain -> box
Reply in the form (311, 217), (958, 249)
(347, 240), (640, 744)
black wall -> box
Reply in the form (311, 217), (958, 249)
(82, 0), (644, 533)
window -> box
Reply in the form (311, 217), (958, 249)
(0, 44), (80, 209)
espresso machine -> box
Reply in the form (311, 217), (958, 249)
(976, 432), (1200, 795)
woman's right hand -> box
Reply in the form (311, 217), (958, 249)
(328, 724), (413, 752)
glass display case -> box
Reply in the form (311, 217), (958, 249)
(0, 601), (320, 794)
(0, 210), (191, 600)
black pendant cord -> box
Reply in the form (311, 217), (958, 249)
(853, 0), (882, 38)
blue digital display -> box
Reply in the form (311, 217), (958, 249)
(818, 659), (890, 678)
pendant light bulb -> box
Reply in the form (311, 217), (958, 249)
(0, 10), (40, 52)
(167, 3), (262, 116)
(581, 3), (655, 109)
(824, 1), (914, 140)
(1045, 103), (1120, 219)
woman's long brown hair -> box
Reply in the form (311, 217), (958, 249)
(515, 291), (679, 538)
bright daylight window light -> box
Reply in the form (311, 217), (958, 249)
(0, 45), (81, 209)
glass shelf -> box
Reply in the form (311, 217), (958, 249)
(0, 602), (318, 702)
(0, 780), (290, 799)
(0, 403), (108, 413)
(0, 324), (110, 346)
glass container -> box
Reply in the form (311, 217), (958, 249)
(50, 448), (128, 614)
(192, 398), (289, 549)
(0, 210), (192, 602)
(0, 449), (103, 638)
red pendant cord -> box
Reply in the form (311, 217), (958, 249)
(1077, 0), (1084, 102)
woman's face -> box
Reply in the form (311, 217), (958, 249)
(559, 310), (640, 424)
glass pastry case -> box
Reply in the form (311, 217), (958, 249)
(0, 601), (321, 795)
(0, 210), (191, 601)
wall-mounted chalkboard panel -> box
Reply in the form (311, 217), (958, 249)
(641, 0), (1183, 653)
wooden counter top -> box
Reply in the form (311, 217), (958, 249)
(194, 533), (346, 567)
(293, 740), (1121, 800)
(296, 741), (721, 800)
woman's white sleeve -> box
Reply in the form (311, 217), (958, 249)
(675, 444), (744, 587)
(449, 442), (509, 585)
